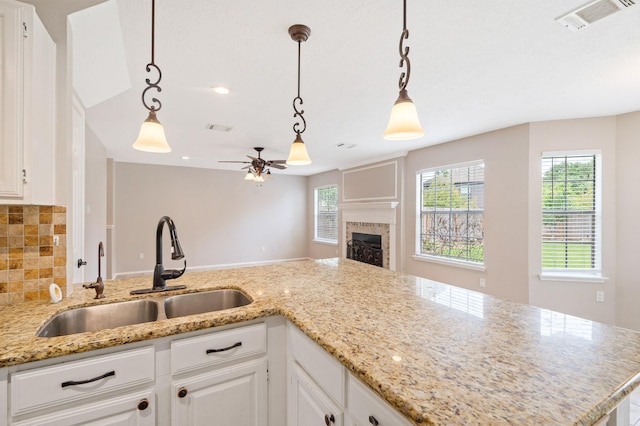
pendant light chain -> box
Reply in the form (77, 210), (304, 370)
(142, 0), (163, 113)
(292, 35), (306, 135)
(398, 0), (411, 92)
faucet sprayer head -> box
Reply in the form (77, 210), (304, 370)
(171, 237), (185, 260)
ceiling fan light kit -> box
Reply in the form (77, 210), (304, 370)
(286, 24), (312, 166)
(383, 0), (424, 141)
(133, 0), (172, 153)
(220, 147), (287, 183)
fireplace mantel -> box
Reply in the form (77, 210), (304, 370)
(339, 202), (398, 270)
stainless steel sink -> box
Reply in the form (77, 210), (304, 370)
(163, 289), (252, 319)
(36, 299), (159, 337)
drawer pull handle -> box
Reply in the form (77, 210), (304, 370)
(61, 370), (115, 388)
(324, 414), (335, 425)
(369, 415), (379, 425)
(206, 341), (242, 354)
(177, 387), (188, 398)
(137, 398), (149, 411)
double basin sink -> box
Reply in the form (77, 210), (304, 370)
(36, 289), (252, 338)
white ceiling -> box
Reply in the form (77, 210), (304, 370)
(28, 0), (640, 176)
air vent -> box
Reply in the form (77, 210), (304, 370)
(556, 0), (635, 31)
(207, 124), (233, 132)
(335, 143), (357, 149)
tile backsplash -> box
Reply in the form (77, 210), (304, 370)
(0, 205), (67, 305)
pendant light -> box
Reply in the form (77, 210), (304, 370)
(286, 25), (312, 166)
(383, 0), (424, 141)
(133, 0), (171, 153)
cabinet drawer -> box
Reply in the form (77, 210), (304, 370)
(289, 324), (345, 406)
(347, 375), (412, 426)
(10, 346), (155, 417)
(171, 323), (266, 375)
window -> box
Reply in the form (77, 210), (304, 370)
(541, 153), (601, 276)
(314, 185), (338, 243)
(416, 161), (485, 265)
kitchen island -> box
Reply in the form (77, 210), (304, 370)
(1, 258), (639, 425)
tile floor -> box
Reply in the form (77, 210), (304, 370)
(631, 387), (640, 426)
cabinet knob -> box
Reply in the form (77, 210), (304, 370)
(369, 415), (379, 425)
(177, 387), (188, 398)
(324, 413), (335, 425)
(137, 398), (149, 411)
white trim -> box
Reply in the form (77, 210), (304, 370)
(342, 161), (398, 202)
(412, 254), (486, 271)
(340, 202), (399, 271)
(113, 257), (310, 280)
(313, 239), (338, 246)
(538, 272), (608, 284)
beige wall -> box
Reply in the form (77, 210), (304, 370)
(615, 110), (640, 331)
(403, 124), (531, 303)
(527, 116), (617, 325)
(84, 127), (107, 282)
(113, 163), (308, 276)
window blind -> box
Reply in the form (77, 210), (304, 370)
(541, 154), (599, 271)
(315, 186), (338, 243)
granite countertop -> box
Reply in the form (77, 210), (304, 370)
(1, 258), (640, 425)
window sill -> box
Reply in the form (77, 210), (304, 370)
(412, 254), (486, 272)
(313, 239), (338, 246)
(538, 272), (608, 284)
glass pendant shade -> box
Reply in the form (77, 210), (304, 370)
(133, 111), (171, 152)
(286, 134), (312, 165)
(254, 175), (265, 183)
(383, 90), (424, 141)
(244, 171), (254, 181)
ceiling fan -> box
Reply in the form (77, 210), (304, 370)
(219, 147), (287, 182)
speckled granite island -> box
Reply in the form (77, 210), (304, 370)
(1, 258), (640, 425)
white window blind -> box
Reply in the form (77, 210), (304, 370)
(314, 185), (338, 243)
(416, 161), (485, 265)
(541, 154), (601, 273)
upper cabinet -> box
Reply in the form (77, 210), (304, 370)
(0, 0), (55, 205)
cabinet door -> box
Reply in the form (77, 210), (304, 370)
(172, 358), (267, 426)
(346, 375), (412, 426)
(0, 1), (24, 198)
(290, 363), (343, 426)
(11, 389), (155, 426)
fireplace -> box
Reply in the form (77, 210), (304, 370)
(347, 233), (383, 267)
(340, 202), (398, 270)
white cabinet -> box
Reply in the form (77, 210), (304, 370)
(288, 323), (345, 425)
(171, 358), (267, 426)
(170, 323), (268, 426)
(346, 375), (412, 426)
(8, 346), (155, 425)
(291, 363), (343, 426)
(0, 0), (55, 204)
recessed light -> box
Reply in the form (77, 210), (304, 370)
(211, 86), (230, 95)
(182, 156), (190, 160)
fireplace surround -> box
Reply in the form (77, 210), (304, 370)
(340, 202), (398, 271)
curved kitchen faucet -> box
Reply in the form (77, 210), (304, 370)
(131, 216), (187, 295)
(83, 242), (105, 299)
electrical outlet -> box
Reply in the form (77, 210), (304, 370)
(479, 278), (486, 288)
(596, 290), (605, 303)
(53, 235), (59, 246)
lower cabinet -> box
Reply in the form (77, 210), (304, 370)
(3, 318), (412, 426)
(11, 389), (155, 426)
(169, 322), (268, 426)
(291, 362), (343, 426)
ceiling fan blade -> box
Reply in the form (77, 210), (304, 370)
(269, 160), (288, 164)
(219, 160), (251, 164)
(247, 155), (259, 161)
(270, 164), (287, 170)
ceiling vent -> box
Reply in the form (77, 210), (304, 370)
(556, 0), (635, 31)
(207, 124), (233, 132)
